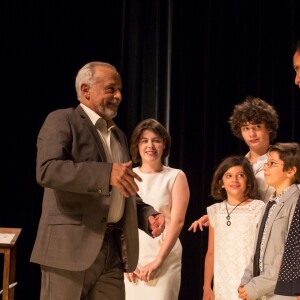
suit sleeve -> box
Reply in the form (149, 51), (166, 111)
(136, 195), (159, 236)
(243, 254), (282, 299)
(36, 109), (112, 195)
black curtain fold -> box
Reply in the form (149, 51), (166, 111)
(1, 0), (300, 299)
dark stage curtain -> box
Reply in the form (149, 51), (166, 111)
(1, 0), (300, 299)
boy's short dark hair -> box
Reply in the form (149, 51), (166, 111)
(228, 96), (279, 141)
(268, 142), (300, 183)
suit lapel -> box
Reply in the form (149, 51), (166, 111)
(75, 105), (108, 162)
(261, 184), (299, 256)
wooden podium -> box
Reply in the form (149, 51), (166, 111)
(0, 228), (22, 300)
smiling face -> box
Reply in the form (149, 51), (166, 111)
(263, 150), (296, 194)
(241, 122), (270, 153)
(138, 129), (165, 164)
(221, 165), (247, 200)
(81, 65), (122, 120)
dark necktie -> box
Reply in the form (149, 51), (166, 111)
(253, 200), (276, 276)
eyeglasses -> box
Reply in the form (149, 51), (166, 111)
(264, 161), (284, 168)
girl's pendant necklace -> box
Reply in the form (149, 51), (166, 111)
(225, 198), (248, 226)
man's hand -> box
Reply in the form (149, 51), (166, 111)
(148, 214), (165, 237)
(124, 269), (141, 284)
(110, 161), (142, 197)
(188, 214), (209, 232)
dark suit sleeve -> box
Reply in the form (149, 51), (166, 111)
(136, 195), (159, 236)
(36, 108), (112, 195)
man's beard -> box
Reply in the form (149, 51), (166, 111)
(97, 105), (117, 120)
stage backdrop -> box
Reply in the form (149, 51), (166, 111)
(1, 0), (300, 299)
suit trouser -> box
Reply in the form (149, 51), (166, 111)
(40, 229), (125, 300)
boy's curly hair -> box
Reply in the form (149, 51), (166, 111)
(228, 96), (279, 141)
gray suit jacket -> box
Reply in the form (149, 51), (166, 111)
(30, 105), (157, 272)
(240, 184), (299, 299)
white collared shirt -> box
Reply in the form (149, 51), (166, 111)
(80, 103), (125, 223)
(245, 152), (275, 203)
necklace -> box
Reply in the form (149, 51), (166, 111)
(225, 198), (248, 226)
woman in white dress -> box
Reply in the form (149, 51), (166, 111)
(203, 156), (265, 300)
(124, 118), (190, 300)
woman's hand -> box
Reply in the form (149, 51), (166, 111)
(139, 259), (162, 282)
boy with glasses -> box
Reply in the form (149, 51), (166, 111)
(238, 142), (300, 300)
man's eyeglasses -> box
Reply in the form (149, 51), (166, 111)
(264, 161), (284, 168)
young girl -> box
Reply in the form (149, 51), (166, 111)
(203, 156), (265, 300)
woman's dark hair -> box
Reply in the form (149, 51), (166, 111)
(130, 118), (171, 164)
(211, 155), (258, 200)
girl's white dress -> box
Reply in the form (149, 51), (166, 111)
(207, 200), (265, 300)
(125, 166), (182, 300)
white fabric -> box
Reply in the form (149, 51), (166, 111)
(245, 151), (275, 202)
(125, 166), (182, 300)
(207, 200), (265, 300)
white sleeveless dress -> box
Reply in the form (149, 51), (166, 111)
(125, 166), (182, 300)
(207, 200), (265, 300)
